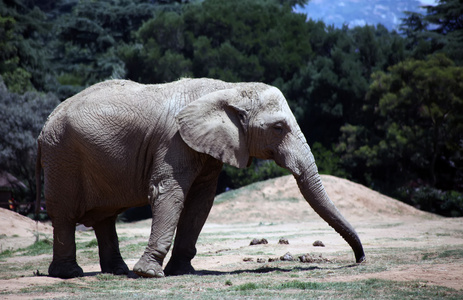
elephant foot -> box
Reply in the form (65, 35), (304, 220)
(101, 259), (129, 276)
(48, 260), (84, 279)
(133, 255), (164, 278)
(164, 259), (195, 276)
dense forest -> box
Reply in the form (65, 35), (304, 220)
(1, 0), (462, 217)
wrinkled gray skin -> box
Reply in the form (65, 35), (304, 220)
(36, 78), (365, 279)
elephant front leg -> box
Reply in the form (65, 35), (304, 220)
(165, 159), (223, 276)
(133, 180), (186, 278)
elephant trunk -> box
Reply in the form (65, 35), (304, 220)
(286, 142), (365, 263)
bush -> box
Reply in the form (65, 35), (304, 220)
(408, 186), (463, 217)
(217, 159), (290, 193)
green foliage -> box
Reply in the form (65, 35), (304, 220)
(0, 76), (60, 204)
(0, 2), (49, 92)
(49, 0), (155, 99)
(280, 24), (404, 146)
(219, 159), (290, 192)
(400, 0), (463, 64)
(311, 142), (347, 177)
(406, 186), (463, 217)
(337, 54), (463, 215)
(121, 0), (312, 84)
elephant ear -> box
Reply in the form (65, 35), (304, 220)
(176, 89), (250, 169)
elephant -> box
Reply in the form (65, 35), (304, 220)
(36, 78), (365, 279)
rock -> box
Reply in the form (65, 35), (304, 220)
(268, 257), (279, 262)
(250, 238), (268, 245)
(280, 252), (293, 261)
(313, 240), (325, 247)
(278, 238), (289, 244)
(299, 253), (330, 263)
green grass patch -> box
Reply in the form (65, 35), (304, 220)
(422, 248), (463, 261)
(1, 238), (53, 260)
(438, 249), (463, 259)
(234, 282), (262, 291)
(232, 279), (460, 299)
(20, 239), (53, 256)
(0, 249), (14, 260)
(85, 239), (98, 248)
(96, 273), (118, 281)
(120, 241), (146, 254)
(276, 280), (323, 290)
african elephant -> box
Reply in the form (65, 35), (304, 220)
(36, 78), (365, 279)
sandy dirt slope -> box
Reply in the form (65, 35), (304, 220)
(0, 208), (52, 250)
(208, 174), (434, 224)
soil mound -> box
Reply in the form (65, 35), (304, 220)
(0, 208), (52, 237)
(0, 208), (53, 250)
(208, 175), (435, 224)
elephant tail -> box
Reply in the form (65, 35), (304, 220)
(35, 140), (42, 220)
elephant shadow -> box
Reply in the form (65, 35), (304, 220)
(47, 264), (358, 279)
(193, 263), (359, 277)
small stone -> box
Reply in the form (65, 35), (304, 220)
(268, 257), (279, 262)
(299, 253), (315, 263)
(278, 238), (289, 244)
(280, 252), (293, 261)
(313, 240), (325, 247)
(250, 238), (268, 245)
(299, 253), (330, 263)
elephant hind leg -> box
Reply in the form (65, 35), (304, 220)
(93, 215), (129, 275)
(49, 221), (83, 278)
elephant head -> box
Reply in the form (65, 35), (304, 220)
(176, 83), (365, 263)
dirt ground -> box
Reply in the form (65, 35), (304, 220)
(1, 174), (462, 298)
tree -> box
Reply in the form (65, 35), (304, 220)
(337, 54), (463, 215)
(400, 0), (463, 64)
(0, 0), (51, 92)
(46, 0), (155, 99)
(0, 76), (60, 209)
(424, 0), (463, 63)
(121, 0), (313, 85)
(280, 24), (404, 146)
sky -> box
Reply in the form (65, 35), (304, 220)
(295, 0), (438, 30)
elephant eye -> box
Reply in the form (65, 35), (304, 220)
(238, 112), (246, 123)
(272, 123), (285, 135)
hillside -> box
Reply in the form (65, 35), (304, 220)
(209, 174), (434, 224)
